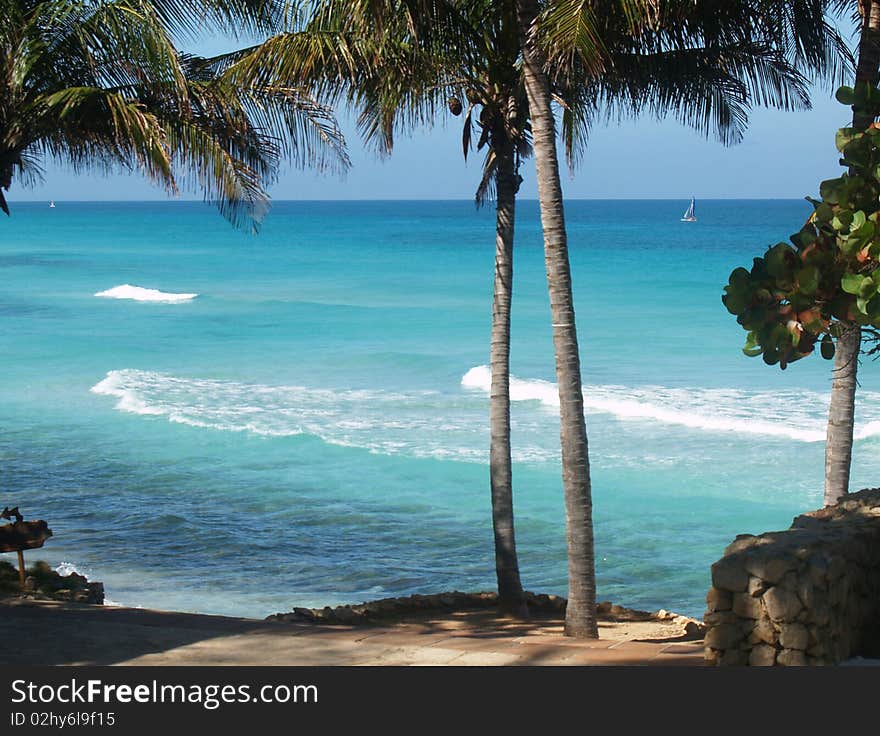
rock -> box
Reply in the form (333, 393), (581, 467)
(724, 534), (757, 555)
(683, 620), (705, 637)
(747, 576), (767, 598)
(732, 593), (763, 619)
(749, 617), (777, 646)
(744, 556), (796, 585)
(749, 644), (778, 666)
(705, 587), (732, 612)
(779, 571), (800, 592)
(763, 586), (802, 622)
(827, 556), (847, 580)
(705, 623), (745, 651)
(711, 558), (749, 592)
(704, 610), (740, 627)
(807, 642), (827, 658)
(719, 648), (749, 666)
(777, 649), (808, 666)
(778, 623), (809, 651)
(8, 562), (105, 605)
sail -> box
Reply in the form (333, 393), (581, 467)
(681, 197), (696, 221)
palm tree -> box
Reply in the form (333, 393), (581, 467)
(825, 0), (880, 506)
(514, 0), (851, 636)
(456, 8), (532, 611)
(0, 0), (348, 230)
(515, 0), (600, 637)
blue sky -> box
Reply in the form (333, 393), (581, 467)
(12, 33), (855, 203)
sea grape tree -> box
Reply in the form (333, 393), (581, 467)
(723, 85), (880, 372)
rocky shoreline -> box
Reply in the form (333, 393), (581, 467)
(267, 590), (706, 635)
(0, 560), (104, 605)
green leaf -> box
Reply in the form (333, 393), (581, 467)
(762, 351), (779, 366)
(796, 265), (820, 294)
(867, 294), (880, 320)
(765, 243), (795, 278)
(836, 128), (858, 152)
(832, 210), (853, 232)
(856, 220), (875, 240)
(819, 178), (843, 204)
(853, 210), (867, 230)
(842, 272), (865, 294)
(815, 202), (834, 222)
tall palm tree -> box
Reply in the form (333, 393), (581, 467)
(514, 0), (851, 636)
(825, 0), (880, 506)
(457, 7), (532, 611)
(516, 0), (599, 637)
(0, 0), (348, 229)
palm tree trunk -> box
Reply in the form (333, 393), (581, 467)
(824, 0), (880, 506)
(515, 0), (598, 638)
(490, 140), (526, 612)
(825, 326), (859, 505)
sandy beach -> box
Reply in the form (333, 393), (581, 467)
(0, 597), (705, 667)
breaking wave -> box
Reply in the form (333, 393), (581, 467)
(89, 366), (880, 469)
(461, 365), (880, 443)
(94, 285), (198, 303)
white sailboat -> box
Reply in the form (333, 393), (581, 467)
(49, 200), (55, 208)
(680, 197), (696, 222)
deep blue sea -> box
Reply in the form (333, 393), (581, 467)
(3, 199), (879, 619)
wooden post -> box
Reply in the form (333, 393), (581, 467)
(16, 549), (25, 590)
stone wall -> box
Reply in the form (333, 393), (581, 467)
(704, 487), (880, 666)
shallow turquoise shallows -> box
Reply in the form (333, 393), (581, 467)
(2, 199), (878, 619)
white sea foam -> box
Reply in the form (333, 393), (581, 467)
(462, 364), (880, 443)
(90, 367), (880, 468)
(90, 369), (516, 462)
(94, 284), (198, 303)
(462, 365), (560, 405)
(54, 561), (85, 578)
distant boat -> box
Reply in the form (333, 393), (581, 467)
(49, 201), (55, 208)
(681, 197), (696, 222)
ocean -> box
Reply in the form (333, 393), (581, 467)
(2, 198), (877, 620)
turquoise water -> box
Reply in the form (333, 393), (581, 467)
(3, 199), (879, 619)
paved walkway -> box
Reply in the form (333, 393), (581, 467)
(0, 598), (706, 666)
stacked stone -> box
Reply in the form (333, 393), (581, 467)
(704, 487), (880, 666)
